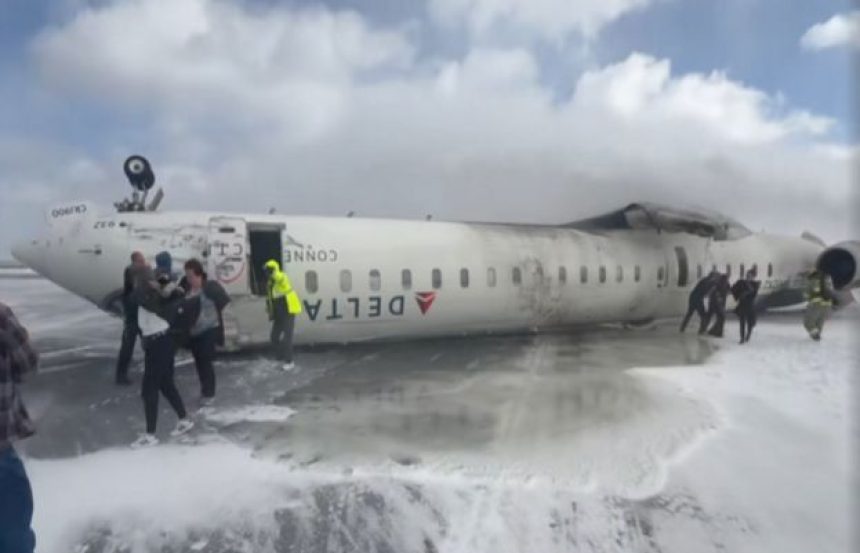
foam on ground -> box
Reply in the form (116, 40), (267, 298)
(22, 310), (857, 553)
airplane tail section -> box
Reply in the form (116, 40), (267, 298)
(801, 231), (827, 248)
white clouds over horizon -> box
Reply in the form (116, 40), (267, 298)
(429, 0), (660, 42)
(801, 11), (860, 51)
(1, 0), (855, 255)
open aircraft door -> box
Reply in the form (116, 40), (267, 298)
(208, 216), (250, 296)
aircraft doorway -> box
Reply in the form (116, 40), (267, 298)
(675, 246), (689, 287)
(248, 225), (283, 296)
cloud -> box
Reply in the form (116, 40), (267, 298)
(429, 0), (658, 41)
(3, 0), (854, 259)
(800, 11), (860, 51)
(32, 0), (414, 145)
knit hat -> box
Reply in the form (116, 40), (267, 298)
(154, 251), (173, 278)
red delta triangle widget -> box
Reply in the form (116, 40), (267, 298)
(415, 292), (437, 315)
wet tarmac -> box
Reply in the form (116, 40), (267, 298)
(4, 275), (714, 461)
(0, 273), (853, 553)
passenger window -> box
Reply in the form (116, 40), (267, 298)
(726, 264), (732, 278)
(658, 266), (665, 282)
(559, 266), (567, 284)
(460, 268), (469, 288)
(580, 266), (588, 283)
(369, 269), (381, 291)
(616, 265), (623, 283)
(599, 266), (606, 283)
(432, 268), (442, 289)
(767, 263), (773, 278)
(339, 270), (352, 293)
(634, 265), (641, 282)
(487, 267), (497, 287)
(306, 270), (319, 293)
(401, 269), (412, 290)
(512, 267), (522, 285)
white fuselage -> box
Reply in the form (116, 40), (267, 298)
(11, 206), (822, 347)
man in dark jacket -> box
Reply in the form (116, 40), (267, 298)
(115, 251), (146, 385)
(0, 302), (38, 553)
(731, 269), (761, 344)
(680, 269), (719, 334)
(705, 273), (731, 337)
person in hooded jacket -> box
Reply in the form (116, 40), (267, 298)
(264, 260), (302, 370)
(130, 252), (194, 448)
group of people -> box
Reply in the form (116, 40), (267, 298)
(681, 266), (837, 343)
(115, 251), (232, 447)
(680, 267), (760, 343)
(115, 253), (302, 447)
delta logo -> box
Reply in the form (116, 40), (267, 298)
(415, 291), (437, 315)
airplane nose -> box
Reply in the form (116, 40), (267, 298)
(11, 239), (42, 272)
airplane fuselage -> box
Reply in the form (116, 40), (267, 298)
(11, 204), (823, 347)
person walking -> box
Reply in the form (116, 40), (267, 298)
(115, 251), (147, 385)
(680, 269), (719, 334)
(130, 256), (193, 448)
(731, 268), (761, 344)
(264, 260), (302, 370)
(182, 259), (230, 405)
(803, 268), (835, 341)
(0, 302), (38, 553)
(705, 273), (731, 337)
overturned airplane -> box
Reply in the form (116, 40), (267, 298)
(11, 157), (858, 348)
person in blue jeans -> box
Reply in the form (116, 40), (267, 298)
(0, 302), (39, 553)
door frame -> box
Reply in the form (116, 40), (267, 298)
(207, 216), (250, 296)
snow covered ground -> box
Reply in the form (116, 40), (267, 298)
(1, 274), (856, 553)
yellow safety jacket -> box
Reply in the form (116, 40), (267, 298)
(264, 260), (303, 315)
(805, 271), (833, 307)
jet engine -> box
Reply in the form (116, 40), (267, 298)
(817, 241), (860, 290)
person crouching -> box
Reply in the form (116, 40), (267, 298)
(130, 254), (193, 448)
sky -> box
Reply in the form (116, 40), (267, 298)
(0, 0), (857, 257)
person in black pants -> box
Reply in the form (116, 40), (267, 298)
(130, 257), (194, 448)
(705, 273), (731, 337)
(115, 251), (146, 385)
(680, 269), (719, 334)
(181, 259), (230, 406)
(731, 269), (761, 344)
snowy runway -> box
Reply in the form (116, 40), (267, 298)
(1, 275), (855, 553)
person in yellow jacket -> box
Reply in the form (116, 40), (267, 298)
(264, 260), (302, 370)
(804, 268), (834, 341)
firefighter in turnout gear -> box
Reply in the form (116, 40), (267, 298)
(264, 260), (302, 370)
(804, 269), (835, 341)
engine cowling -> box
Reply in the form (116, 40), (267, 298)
(817, 241), (860, 290)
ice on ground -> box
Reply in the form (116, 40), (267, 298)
(201, 404), (296, 425)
